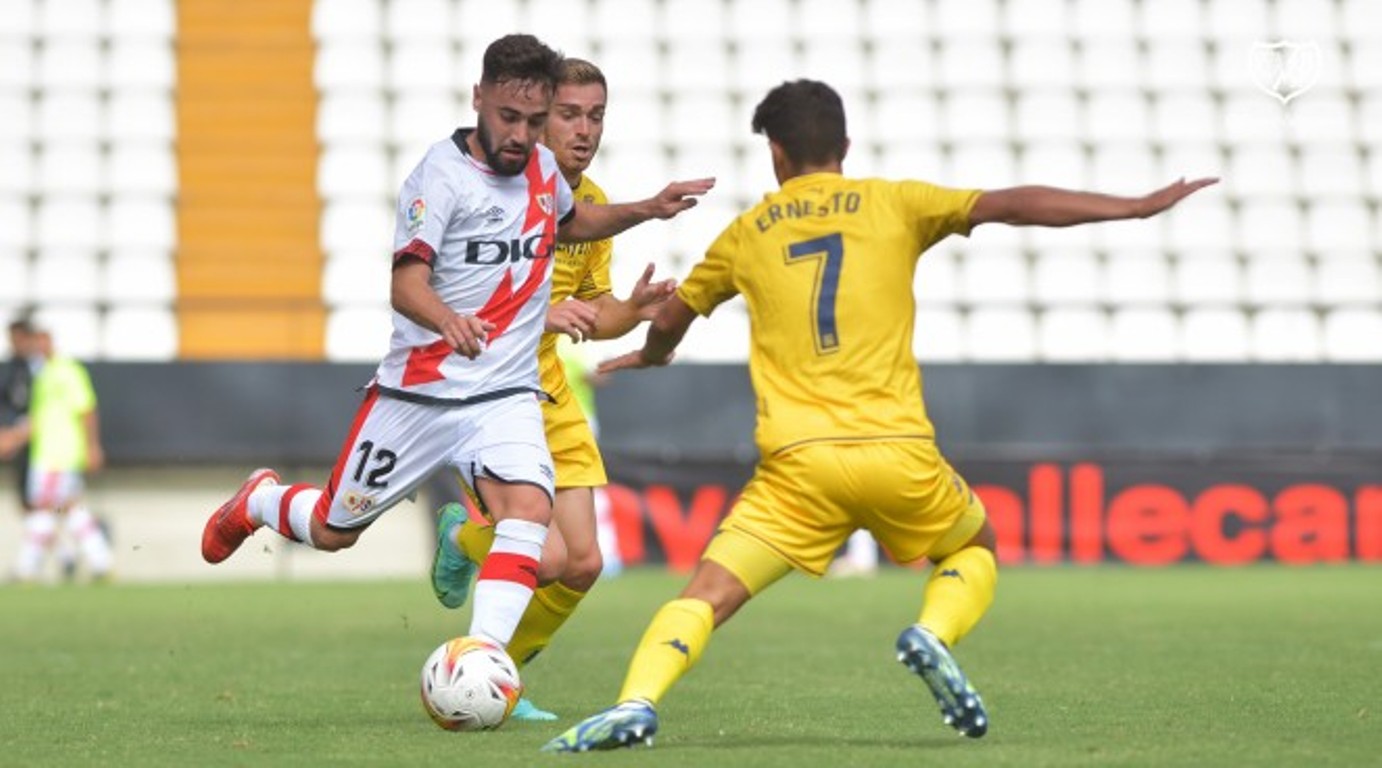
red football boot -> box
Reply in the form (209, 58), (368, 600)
(201, 468), (280, 564)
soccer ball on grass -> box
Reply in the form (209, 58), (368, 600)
(420, 636), (522, 731)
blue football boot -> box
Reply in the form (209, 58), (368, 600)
(541, 701), (658, 752)
(896, 624), (989, 738)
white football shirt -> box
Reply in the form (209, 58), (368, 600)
(375, 129), (575, 404)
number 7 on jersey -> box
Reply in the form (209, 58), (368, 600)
(786, 232), (844, 355)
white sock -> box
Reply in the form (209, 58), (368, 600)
(66, 505), (113, 576)
(247, 484), (319, 547)
(14, 510), (58, 580)
(469, 518), (548, 647)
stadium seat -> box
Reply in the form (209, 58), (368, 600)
(862, 0), (929, 43)
(1033, 251), (1102, 307)
(1109, 307), (1178, 361)
(1322, 308), (1382, 360)
(323, 250), (391, 306)
(36, 41), (103, 91)
(0, 145), (33, 195)
(1314, 254), (1381, 305)
(966, 307), (1037, 361)
(934, 0), (1001, 39)
(385, 0), (453, 42)
(1090, 144), (1158, 193)
(1151, 93), (1218, 144)
(1274, 0), (1343, 42)
(1039, 308), (1110, 361)
(731, 39), (797, 96)
(1181, 308), (1250, 361)
(1143, 40), (1211, 93)
(591, 0), (655, 42)
(35, 198), (101, 250)
(386, 43), (457, 94)
(665, 41), (732, 95)
(799, 0), (864, 43)
(594, 144), (670, 202)
(942, 92), (1009, 143)
(1164, 198), (1235, 251)
(868, 40), (935, 91)
(107, 41), (176, 91)
(311, 0), (383, 41)
(1, 0), (37, 41)
(317, 93), (389, 144)
(100, 306), (177, 360)
(37, 93), (103, 142)
(913, 307), (964, 362)
(668, 200), (739, 267)
(32, 305), (100, 360)
(1159, 142), (1223, 185)
(107, 198), (175, 251)
(800, 41), (868, 93)
(596, 39), (662, 95)
(1287, 91), (1357, 145)
(0, 41), (36, 90)
(1205, 0), (1270, 48)
(659, 0), (726, 43)
(936, 40), (1006, 91)
(318, 146), (392, 199)
(107, 92), (175, 142)
(1250, 308), (1320, 361)
(871, 92), (942, 144)
(879, 145), (946, 182)
(1105, 251), (1172, 306)
(103, 251), (175, 303)
(960, 249), (1029, 305)
(726, 0), (791, 44)
(107, 0), (176, 41)
(1346, 37), (1382, 90)
(1078, 42), (1141, 91)
(35, 143), (104, 194)
(0, 93), (33, 144)
(947, 143), (1017, 188)
(32, 250), (100, 303)
(915, 249), (960, 306)
(108, 144), (175, 196)
(1070, 0), (1136, 40)
(1085, 91), (1150, 144)
(1136, 0), (1202, 41)
(1305, 201), (1372, 253)
(314, 41), (385, 92)
(38, 0), (102, 40)
(1219, 93), (1290, 146)
(526, 0), (594, 49)
(1014, 92), (1080, 143)
(0, 250), (30, 304)
(390, 91), (463, 146)
(0, 198), (31, 250)
(1020, 141), (1088, 188)
(1004, 0), (1070, 39)
(1094, 215), (1165, 254)
(1341, 0), (1382, 43)
(1009, 41), (1078, 92)
(1227, 145), (1297, 200)
(1244, 253), (1313, 307)
(325, 306), (393, 362)
(1237, 200), (1303, 254)
(320, 199), (394, 254)
(1173, 254), (1242, 306)
(1298, 145), (1364, 199)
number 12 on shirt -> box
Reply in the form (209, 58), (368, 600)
(786, 232), (844, 355)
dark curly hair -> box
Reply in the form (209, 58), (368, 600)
(751, 79), (848, 166)
(481, 34), (564, 92)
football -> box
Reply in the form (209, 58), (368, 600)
(419, 636), (523, 731)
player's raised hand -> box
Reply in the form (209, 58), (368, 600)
(648, 178), (716, 219)
(439, 313), (495, 359)
(547, 299), (599, 342)
(1135, 177), (1219, 218)
(597, 347), (675, 375)
(629, 263), (678, 320)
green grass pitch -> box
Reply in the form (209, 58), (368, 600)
(2, 566), (1378, 767)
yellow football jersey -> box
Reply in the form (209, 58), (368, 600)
(540, 174), (614, 402)
(677, 172), (980, 456)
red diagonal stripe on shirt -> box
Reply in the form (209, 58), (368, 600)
(477, 153), (555, 340)
(402, 339), (453, 386)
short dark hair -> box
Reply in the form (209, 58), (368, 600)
(558, 57), (606, 90)
(481, 34), (564, 92)
(750, 80), (848, 166)
(8, 311), (35, 335)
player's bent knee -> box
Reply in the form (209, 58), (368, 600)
(311, 522), (362, 552)
(562, 547), (603, 592)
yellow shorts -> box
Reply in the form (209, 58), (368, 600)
(707, 440), (986, 580)
(542, 391), (607, 489)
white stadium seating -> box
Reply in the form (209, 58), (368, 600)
(3, 0), (1376, 361)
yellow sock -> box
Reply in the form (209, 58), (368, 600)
(617, 598), (714, 706)
(918, 546), (997, 648)
(456, 518), (495, 563)
(506, 581), (586, 668)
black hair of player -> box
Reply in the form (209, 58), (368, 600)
(751, 80), (848, 167)
(481, 34), (564, 93)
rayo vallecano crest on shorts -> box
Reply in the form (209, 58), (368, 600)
(406, 197), (426, 234)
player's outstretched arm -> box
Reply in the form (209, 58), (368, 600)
(588, 263), (678, 341)
(558, 178), (716, 244)
(596, 293), (697, 374)
(391, 259), (495, 359)
(969, 177), (1219, 228)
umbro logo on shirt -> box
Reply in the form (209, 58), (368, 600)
(483, 205), (506, 223)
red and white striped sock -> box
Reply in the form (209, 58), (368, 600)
(247, 483), (319, 546)
(469, 518), (547, 647)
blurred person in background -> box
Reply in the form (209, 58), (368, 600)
(546, 79), (1216, 752)
(432, 57), (666, 721)
(2, 316), (38, 519)
(0, 325), (111, 583)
